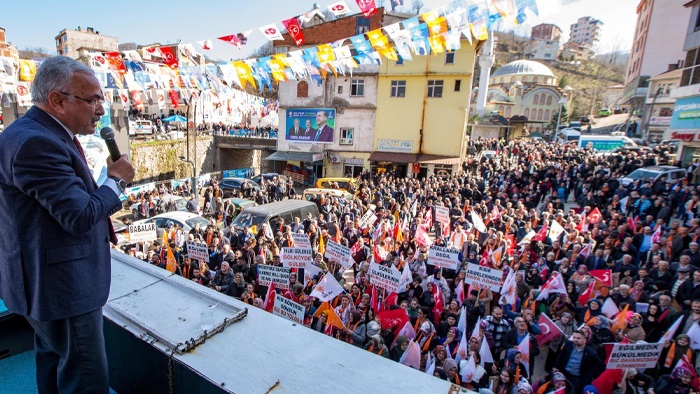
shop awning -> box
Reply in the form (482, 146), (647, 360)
(264, 151), (324, 162)
(368, 152), (420, 163)
(418, 155), (461, 165)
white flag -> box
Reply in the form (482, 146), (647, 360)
(537, 272), (567, 300)
(197, 39), (213, 50)
(601, 297), (620, 318)
(327, 0), (350, 16)
(397, 261), (412, 293)
(259, 23), (284, 41)
(303, 263), (323, 286)
(479, 336), (494, 365)
(518, 230), (536, 245)
(399, 339), (422, 369)
(309, 273), (345, 302)
(457, 306), (468, 335)
(516, 334), (530, 372)
(500, 270), (518, 306)
(549, 220), (565, 241)
(425, 352), (436, 374)
(687, 323), (700, 350)
(460, 354), (478, 383)
(391, 320), (417, 348)
(619, 196), (629, 214)
(470, 211), (487, 233)
(455, 323), (469, 364)
(661, 317), (683, 344)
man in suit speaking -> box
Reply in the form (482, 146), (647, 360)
(0, 56), (135, 392)
(313, 110), (334, 143)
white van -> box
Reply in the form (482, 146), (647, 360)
(556, 128), (581, 143)
(128, 120), (154, 136)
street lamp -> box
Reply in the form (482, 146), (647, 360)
(179, 156), (197, 199)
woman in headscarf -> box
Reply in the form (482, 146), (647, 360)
(548, 293), (576, 321)
(494, 349), (528, 380)
(659, 334), (695, 377)
(338, 310), (366, 348)
(432, 344), (448, 370)
(443, 358), (462, 386)
(652, 366), (695, 394)
(570, 264), (592, 294)
(629, 280), (649, 303)
(440, 327), (461, 359)
(525, 263), (543, 289)
(578, 298), (604, 326)
(590, 315), (616, 361)
(390, 335), (409, 362)
(642, 302), (664, 342)
(363, 334), (390, 358)
(417, 318), (438, 353)
(459, 350), (489, 390)
(545, 312), (576, 372)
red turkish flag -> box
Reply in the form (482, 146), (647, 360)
(218, 34), (242, 48)
(505, 234), (515, 256)
(590, 269), (613, 287)
(355, 0), (378, 17)
(103, 52), (126, 74)
(588, 207), (602, 223)
(159, 46), (179, 69)
(577, 280), (596, 306)
(531, 224), (549, 242)
(168, 90), (179, 107)
(282, 17), (305, 46)
(535, 313), (563, 346)
(376, 308), (409, 330)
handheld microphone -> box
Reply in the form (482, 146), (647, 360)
(100, 127), (121, 162)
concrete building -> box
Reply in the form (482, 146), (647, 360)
(569, 16), (603, 48)
(0, 28), (18, 59)
(664, 0), (700, 166)
(531, 24), (563, 41)
(474, 60), (565, 135)
(373, 38), (478, 178)
(642, 69), (681, 142)
(622, 0), (690, 110)
(525, 39), (560, 61)
(55, 27), (118, 59)
(560, 41), (593, 61)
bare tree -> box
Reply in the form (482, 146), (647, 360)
(411, 0), (424, 14)
(118, 42), (139, 51)
(18, 47), (54, 60)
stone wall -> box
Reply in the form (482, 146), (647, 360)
(130, 137), (217, 183)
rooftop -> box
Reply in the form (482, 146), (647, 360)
(491, 60), (556, 78)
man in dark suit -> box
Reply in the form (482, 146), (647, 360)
(287, 118), (303, 140)
(0, 56), (135, 392)
(313, 110), (334, 142)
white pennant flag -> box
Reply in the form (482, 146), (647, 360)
(537, 272), (567, 301)
(327, 0), (350, 16)
(470, 211), (487, 233)
(601, 297), (620, 318)
(425, 352), (435, 374)
(549, 220), (565, 241)
(619, 196), (629, 214)
(460, 354), (478, 383)
(518, 230), (536, 245)
(687, 323), (700, 350)
(197, 39), (213, 50)
(397, 260), (413, 293)
(303, 263), (323, 286)
(517, 334), (530, 372)
(479, 336), (494, 365)
(457, 306), (468, 335)
(399, 339), (422, 369)
(454, 323), (469, 364)
(391, 321), (417, 348)
(260, 23), (284, 41)
(309, 273), (345, 302)
(661, 317), (684, 344)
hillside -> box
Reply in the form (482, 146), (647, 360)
(474, 31), (627, 119)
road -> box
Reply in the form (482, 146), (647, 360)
(588, 113), (636, 134)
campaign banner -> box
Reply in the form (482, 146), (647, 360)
(285, 108), (336, 144)
(606, 343), (665, 369)
(281, 247), (312, 269)
(186, 240), (210, 262)
(324, 240), (353, 269)
(359, 210), (377, 229)
(463, 263), (503, 292)
(258, 265), (291, 290)
(428, 245), (460, 271)
(435, 206), (450, 224)
(222, 167), (254, 178)
(128, 223), (157, 243)
(291, 233), (312, 249)
(273, 293), (305, 324)
(369, 262), (401, 293)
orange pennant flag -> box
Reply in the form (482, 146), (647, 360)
(611, 304), (629, 334)
(313, 301), (344, 329)
(165, 246), (177, 273)
(318, 235), (326, 255)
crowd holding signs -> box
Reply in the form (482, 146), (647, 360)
(127, 136), (700, 393)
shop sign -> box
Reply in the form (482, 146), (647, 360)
(670, 96), (700, 130)
(377, 139), (413, 153)
(669, 130), (700, 142)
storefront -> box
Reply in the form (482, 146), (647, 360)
(263, 151), (324, 186)
(325, 152), (370, 178)
(665, 95), (700, 167)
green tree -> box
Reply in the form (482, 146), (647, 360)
(558, 75), (569, 89)
(549, 105), (569, 130)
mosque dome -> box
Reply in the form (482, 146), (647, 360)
(491, 60), (556, 78)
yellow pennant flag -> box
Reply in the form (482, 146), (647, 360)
(231, 60), (257, 90)
(318, 235), (326, 255)
(19, 60), (37, 82)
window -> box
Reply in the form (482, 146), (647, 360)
(296, 81), (308, 98)
(427, 80), (443, 98)
(505, 107), (511, 117)
(533, 94), (539, 105)
(522, 76), (528, 83)
(356, 17), (370, 35)
(340, 128), (354, 145)
(351, 79), (365, 96)
(533, 77), (538, 83)
(510, 77), (516, 83)
(391, 80), (406, 97)
(337, 86), (343, 94)
(544, 109), (550, 120)
(499, 78), (504, 84)
(537, 109), (543, 120)
(546, 95), (552, 106)
(445, 52), (455, 64)
(524, 108), (530, 118)
(454, 80), (461, 92)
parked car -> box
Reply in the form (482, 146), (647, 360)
(251, 173), (289, 185)
(128, 119), (154, 136)
(568, 121), (582, 131)
(599, 108), (612, 117)
(221, 198), (256, 223)
(132, 212), (211, 239)
(579, 116), (590, 126)
(620, 165), (687, 187)
(219, 177), (262, 198)
(130, 194), (188, 219)
(613, 107), (624, 114)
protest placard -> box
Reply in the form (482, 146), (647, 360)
(258, 265), (291, 290)
(435, 206), (450, 224)
(463, 263), (504, 292)
(185, 240), (210, 262)
(606, 343), (664, 369)
(281, 247), (312, 269)
(273, 293), (304, 324)
(427, 245), (460, 271)
(369, 262), (401, 293)
(291, 233), (311, 249)
(359, 210), (377, 229)
(324, 240), (353, 268)
(128, 223), (157, 243)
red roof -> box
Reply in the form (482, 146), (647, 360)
(273, 9), (385, 48)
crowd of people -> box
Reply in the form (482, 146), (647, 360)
(121, 137), (700, 393)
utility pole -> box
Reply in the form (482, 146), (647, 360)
(590, 66), (601, 116)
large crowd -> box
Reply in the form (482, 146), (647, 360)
(121, 137), (700, 394)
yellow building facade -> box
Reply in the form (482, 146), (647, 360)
(373, 38), (478, 178)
